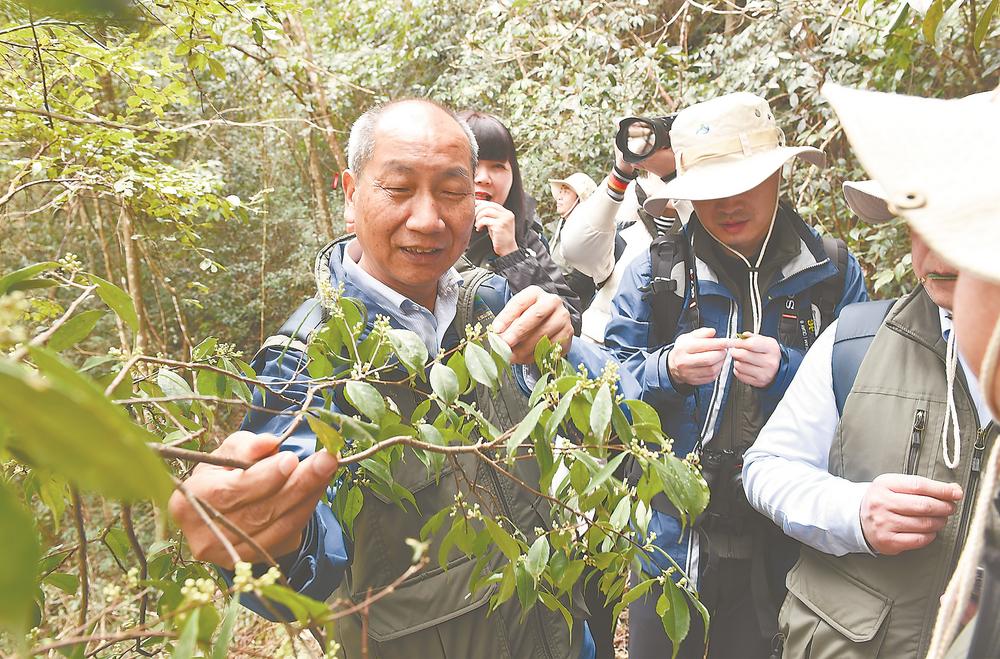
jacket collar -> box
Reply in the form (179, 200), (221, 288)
(677, 200), (839, 300)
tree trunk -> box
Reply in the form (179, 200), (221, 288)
(284, 14), (348, 171)
(306, 136), (336, 241)
(118, 204), (148, 354)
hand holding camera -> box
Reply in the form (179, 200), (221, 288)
(614, 114), (679, 179)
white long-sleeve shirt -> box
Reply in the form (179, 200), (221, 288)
(743, 307), (989, 557)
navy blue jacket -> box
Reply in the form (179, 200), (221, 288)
(604, 210), (869, 578)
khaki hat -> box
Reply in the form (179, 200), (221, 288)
(823, 82), (1000, 282)
(647, 92), (825, 205)
(548, 172), (597, 203)
(843, 179), (895, 224)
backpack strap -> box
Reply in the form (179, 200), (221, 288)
(832, 298), (896, 416)
(816, 236), (849, 329)
(641, 223), (698, 348)
(455, 259), (503, 332)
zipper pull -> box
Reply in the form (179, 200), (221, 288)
(971, 428), (988, 474)
(906, 409), (926, 475)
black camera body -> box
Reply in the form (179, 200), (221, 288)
(615, 114), (677, 164)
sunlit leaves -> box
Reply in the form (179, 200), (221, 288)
(87, 275), (139, 333)
(0, 482), (39, 631)
(0, 351), (172, 503)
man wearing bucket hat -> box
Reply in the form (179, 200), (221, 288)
(557, 120), (688, 345)
(742, 177), (995, 658)
(603, 92), (868, 657)
(818, 82), (1000, 659)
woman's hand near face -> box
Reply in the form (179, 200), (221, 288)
(475, 200), (518, 256)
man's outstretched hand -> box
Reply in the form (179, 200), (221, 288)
(168, 432), (340, 569)
(492, 286), (574, 365)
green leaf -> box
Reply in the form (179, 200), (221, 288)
(525, 535), (549, 580)
(922, 0), (946, 43)
(258, 585), (328, 623)
(157, 368), (194, 412)
(0, 482), (39, 630)
(0, 262), (58, 296)
(103, 527), (131, 566)
(306, 415), (345, 455)
(87, 274), (138, 332)
(341, 486), (364, 534)
(388, 329), (428, 375)
(344, 380), (386, 422)
(48, 309), (105, 352)
(192, 337), (218, 360)
(538, 590), (574, 634)
(515, 559), (536, 612)
(487, 330), (513, 364)
(613, 577), (657, 623)
(483, 517), (521, 562)
(582, 452), (628, 496)
(0, 350), (172, 502)
(544, 388), (574, 439)
(172, 607), (199, 659)
(975, 0), (998, 47)
(660, 577), (691, 653)
(652, 457), (709, 523)
(195, 366), (226, 399)
(429, 362), (459, 404)
(626, 399), (661, 428)
(465, 342), (498, 388)
(211, 599), (240, 659)
(609, 495), (631, 533)
(43, 571), (79, 595)
(589, 383), (612, 439)
(506, 403), (545, 458)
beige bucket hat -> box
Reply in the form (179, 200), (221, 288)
(823, 82), (1000, 282)
(645, 92), (825, 207)
(548, 171), (597, 203)
(843, 179), (895, 224)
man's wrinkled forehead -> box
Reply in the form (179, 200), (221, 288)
(371, 101), (473, 172)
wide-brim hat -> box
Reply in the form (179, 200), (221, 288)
(823, 82), (1000, 282)
(646, 92), (825, 205)
(548, 172), (597, 202)
(843, 180), (894, 224)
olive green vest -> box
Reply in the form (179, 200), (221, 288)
(780, 288), (998, 659)
(329, 265), (587, 659)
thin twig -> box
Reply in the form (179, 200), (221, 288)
(28, 628), (178, 654)
(71, 487), (90, 627)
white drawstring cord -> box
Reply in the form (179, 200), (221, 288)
(702, 195), (780, 335)
(926, 318), (1000, 659)
(942, 325), (962, 469)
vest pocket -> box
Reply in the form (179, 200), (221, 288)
(781, 552), (891, 658)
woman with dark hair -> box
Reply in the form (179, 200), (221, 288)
(458, 110), (583, 332)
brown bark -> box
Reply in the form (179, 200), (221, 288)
(283, 14), (348, 171)
(306, 136), (336, 240)
(118, 204), (148, 353)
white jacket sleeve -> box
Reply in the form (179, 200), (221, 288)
(559, 178), (640, 282)
(742, 320), (874, 557)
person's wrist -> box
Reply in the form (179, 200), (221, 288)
(494, 238), (518, 257)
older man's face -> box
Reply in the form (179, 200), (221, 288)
(692, 170), (780, 259)
(344, 103), (475, 309)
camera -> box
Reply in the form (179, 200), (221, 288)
(615, 114), (677, 164)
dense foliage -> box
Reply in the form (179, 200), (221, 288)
(0, 0), (996, 656)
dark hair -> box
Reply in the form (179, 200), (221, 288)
(457, 110), (528, 234)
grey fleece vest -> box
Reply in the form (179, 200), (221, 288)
(330, 265), (586, 659)
(780, 288), (997, 658)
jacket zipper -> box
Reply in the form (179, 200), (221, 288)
(905, 409), (926, 475)
(955, 424), (992, 557)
